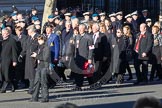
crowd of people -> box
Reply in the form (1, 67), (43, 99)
(0, 6), (162, 102)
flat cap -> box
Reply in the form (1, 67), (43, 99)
(99, 12), (106, 16)
(125, 14), (132, 19)
(83, 12), (90, 16)
(26, 24), (36, 30)
(64, 13), (71, 16)
(131, 11), (138, 16)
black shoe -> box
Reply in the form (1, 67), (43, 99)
(0, 90), (6, 93)
(11, 89), (15, 92)
(40, 99), (49, 103)
(11, 86), (16, 92)
(28, 98), (38, 102)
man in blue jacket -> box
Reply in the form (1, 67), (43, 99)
(45, 24), (60, 88)
(46, 25), (60, 64)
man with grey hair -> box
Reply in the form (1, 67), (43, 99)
(0, 28), (18, 93)
(71, 23), (94, 90)
(71, 18), (79, 29)
(19, 24), (39, 94)
(92, 23), (110, 83)
(61, 21), (73, 57)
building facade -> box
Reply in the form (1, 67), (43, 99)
(0, 0), (160, 21)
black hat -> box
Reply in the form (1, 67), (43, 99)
(31, 7), (37, 11)
(53, 8), (58, 12)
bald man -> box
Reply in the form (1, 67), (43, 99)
(134, 23), (153, 84)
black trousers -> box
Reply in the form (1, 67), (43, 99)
(32, 68), (48, 100)
(74, 72), (94, 87)
(134, 57), (148, 82)
(125, 61), (132, 78)
(93, 61), (103, 83)
(1, 81), (16, 91)
(150, 62), (162, 80)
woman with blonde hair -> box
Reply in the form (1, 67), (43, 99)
(150, 25), (162, 81)
(123, 25), (134, 81)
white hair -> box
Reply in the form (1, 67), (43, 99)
(93, 23), (100, 31)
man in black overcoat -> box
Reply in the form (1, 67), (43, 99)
(92, 23), (110, 83)
(13, 26), (27, 88)
(0, 28), (18, 93)
(19, 25), (39, 94)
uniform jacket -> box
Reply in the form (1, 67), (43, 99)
(47, 33), (60, 61)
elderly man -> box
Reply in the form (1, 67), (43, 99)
(134, 23), (153, 84)
(72, 24), (94, 90)
(0, 28), (18, 93)
(92, 23), (110, 83)
(19, 25), (39, 94)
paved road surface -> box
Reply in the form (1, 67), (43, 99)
(0, 68), (162, 108)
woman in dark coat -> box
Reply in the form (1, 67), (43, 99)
(0, 28), (18, 93)
(114, 28), (126, 84)
(123, 25), (134, 81)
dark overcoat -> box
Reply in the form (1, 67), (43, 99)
(20, 34), (39, 80)
(0, 36), (18, 81)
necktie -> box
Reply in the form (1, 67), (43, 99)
(93, 34), (96, 44)
(135, 34), (143, 52)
